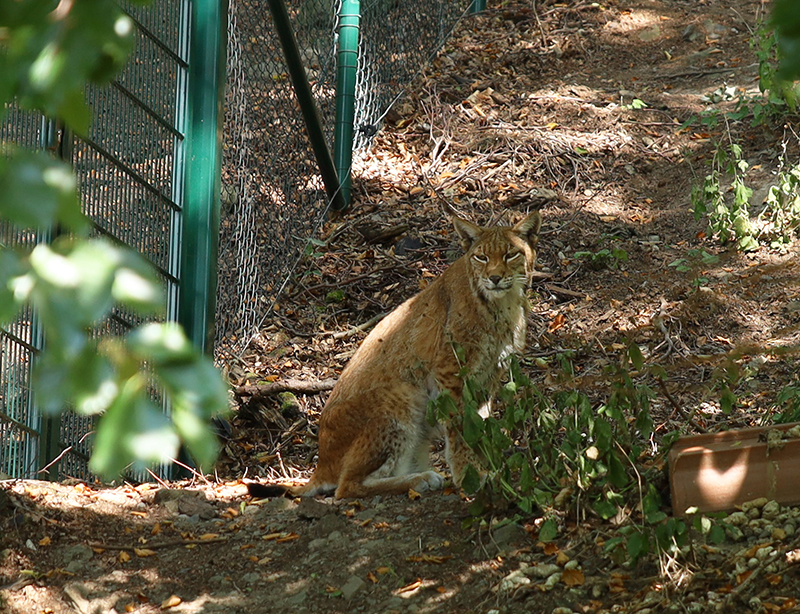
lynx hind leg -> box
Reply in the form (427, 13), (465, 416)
(333, 418), (444, 499)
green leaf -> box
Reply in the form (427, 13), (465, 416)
(608, 452), (629, 488)
(90, 374), (180, 479)
(538, 518), (558, 542)
(626, 531), (649, 560)
(628, 343), (644, 371)
(0, 150), (87, 233)
(0, 249), (25, 324)
(594, 500), (618, 519)
(460, 464), (482, 495)
(462, 404), (483, 446)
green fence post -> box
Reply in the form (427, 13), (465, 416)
(333, 0), (360, 209)
(267, 0), (344, 211)
(179, 0), (227, 353)
(470, 0), (487, 12)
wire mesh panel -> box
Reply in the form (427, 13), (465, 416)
(0, 0), (190, 481)
(0, 107), (47, 479)
(216, 0), (472, 361)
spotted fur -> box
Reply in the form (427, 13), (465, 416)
(248, 211), (542, 500)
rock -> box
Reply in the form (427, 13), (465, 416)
(178, 496), (216, 519)
(297, 497), (333, 520)
(489, 522), (529, 555)
(498, 569), (531, 593)
(311, 513), (347, 537)
(340, 575), (366, 600)
(762, 500), (781, 520)
(741, 497), (768, 514)
(241, 572), (261, 586)
(286, 588), (307, 606)
(62, 544), (94, 564)
(726, 512), (748, 526)
(543, 572), (562, 591)
(525, 563), (561, 579)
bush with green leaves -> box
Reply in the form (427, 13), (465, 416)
(429, 348), (726, 565)
(0, 0), (228, 479)
(688, 10), (800, 252)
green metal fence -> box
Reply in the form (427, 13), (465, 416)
(0, 0), (226, 480)
(1, 0), (474, 480)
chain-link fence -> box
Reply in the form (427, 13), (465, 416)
(0, 0), (194, 481)
(216, 0), (473, 362)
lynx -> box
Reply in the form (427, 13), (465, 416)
(248, 210), (542, 499)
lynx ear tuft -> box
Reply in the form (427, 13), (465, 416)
(452, 216), (483, 251)
(513, 211), (542, 247)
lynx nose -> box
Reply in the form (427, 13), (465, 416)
(489, 275), (502, 286)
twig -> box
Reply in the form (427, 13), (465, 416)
(87, 537), (229, 551)
(656, 378), (707, 434)
(330, 312), (387, 339)
(235, 378), (337, 397)
(542, 283), (587, 300)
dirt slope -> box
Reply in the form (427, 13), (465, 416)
(3, 1), (800, 613)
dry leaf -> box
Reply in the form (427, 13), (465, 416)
(396, 579), (422, 593)
(151, 523), (161, 536)
(377, 566), (392, 575)
(548, 313), (566, 332)
(119, 551), (131, 563)
(562, 568), (585, 587)
(134, 548), (157, 558)
(556, 551), (570, 566)
(275, 532), (300, 543)
(38, 536), (51, 547)
(766, 573), (782, 586)
(540, 542), (559, 556)
(408, 488), (421, 500)
(367, 572), (379, 584)
(199, 533), (219, 541)
(130, 511), (147, 518)
(436, 586), (448, 593)
(160, 594), (182, 609)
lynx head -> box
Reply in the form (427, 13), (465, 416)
(452, 211), (542, 301)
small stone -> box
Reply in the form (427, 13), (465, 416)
(784, 523), (796, 537)
(725, 526), (744, 542)
(543, 572), (562, 591)
(772, 527), (787, 541)
(755, 546), (775, 561)
(552, 608), (573, 614)
(762, 500), (781, 520)
(726, 512), (748, 526)
(241, 572), (261, 585)
(741, 497), (768, 513)
(340, 575), (366, 600)
(499, 569), (531, 593)
(297, 497), (333, 520)
(524, 563), (561, 579)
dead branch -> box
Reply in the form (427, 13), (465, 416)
(235, 378), (337, 398)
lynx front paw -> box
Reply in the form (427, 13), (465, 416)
(414, 470), (445, 492)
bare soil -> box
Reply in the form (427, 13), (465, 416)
(3, 1), (800, 613)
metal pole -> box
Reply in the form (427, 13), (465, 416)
(334, 0), (360, 209)
(267, 0), (344, 211)
(470, 0), (487, 13)
(178, 0), (227, 354)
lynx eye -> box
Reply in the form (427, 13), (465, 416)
(472, 254), (489, 264)
(505, 252), (521, 262)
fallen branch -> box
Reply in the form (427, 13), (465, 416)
(542, 283), (587, 300)
(329, 312), (387, 339)
(87, 537), (229, 551)
(235, 378), (337, 397)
